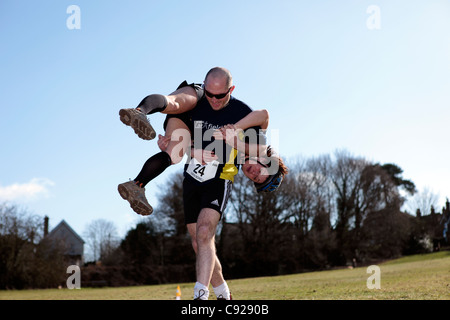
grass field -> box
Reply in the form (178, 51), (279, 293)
(1, 251), (449, 300)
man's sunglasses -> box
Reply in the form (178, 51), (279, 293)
(204, 87), (232, 99)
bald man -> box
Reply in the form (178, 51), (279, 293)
(183, 67), (255, 300)
(118, 67), (266, 300)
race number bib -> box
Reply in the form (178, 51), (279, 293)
(186, 158), (219, 183)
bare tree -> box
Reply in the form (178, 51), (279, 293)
(0, 203), (66, 288)
(83, 219), (119, 262)
(405, 187), (440, 216)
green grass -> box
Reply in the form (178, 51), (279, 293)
(1, 251), (449, 300)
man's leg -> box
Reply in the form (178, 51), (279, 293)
(187, 223), (231, 300)
(187, 223), (226, 288)
(187, 208), (229, 300)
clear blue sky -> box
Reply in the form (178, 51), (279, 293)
(1, 0), (449, 238)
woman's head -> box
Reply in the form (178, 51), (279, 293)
(242, 159), (270, 183)
(242, 147), (288, 192)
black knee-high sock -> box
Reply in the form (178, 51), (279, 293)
(136, 94), (168, 115)
(134, 152), (172, 187)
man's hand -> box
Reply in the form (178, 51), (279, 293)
(192, 148), (218, 165)
(213, 124), (242, 149)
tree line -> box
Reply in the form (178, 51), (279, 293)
(0, 150), (445, 289)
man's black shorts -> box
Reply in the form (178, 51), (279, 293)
(183, 177), (233, 225)
(163, 81), (203, 132)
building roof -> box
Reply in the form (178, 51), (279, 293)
(46, 219), (85, 257)
(48, 219), (85, 244)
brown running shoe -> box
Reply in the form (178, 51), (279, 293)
(118, 181), (153, 216)
(119, 108), (156, 140)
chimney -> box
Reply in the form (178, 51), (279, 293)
(416, 208), (421, 218)
(44, 216), (49, 237)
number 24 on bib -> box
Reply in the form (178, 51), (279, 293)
(186, 158), (219, 183)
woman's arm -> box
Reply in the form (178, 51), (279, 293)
(215, 124), (267, 157)
(213, 109), (270, 157)
(233, 109), (269, 130)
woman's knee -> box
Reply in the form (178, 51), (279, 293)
(165, 129), (191, 164)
